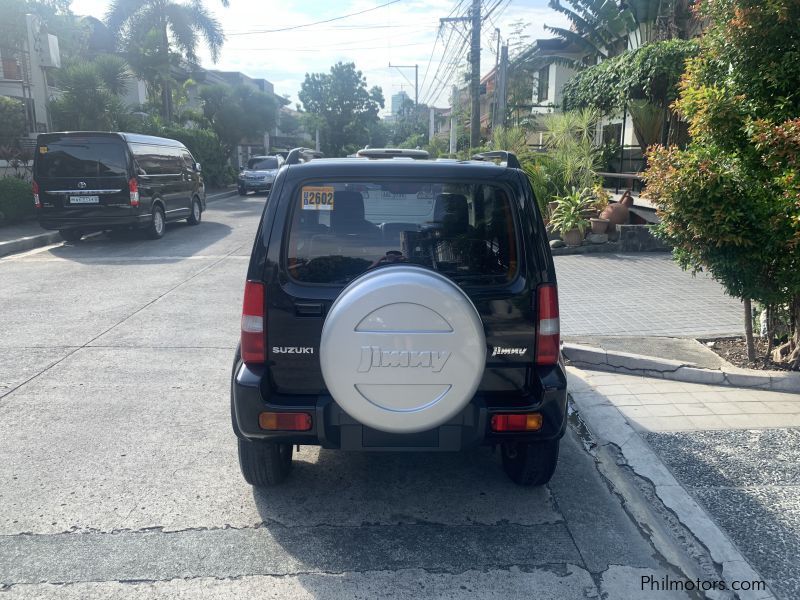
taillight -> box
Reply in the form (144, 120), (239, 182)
(128, 177), (139, 207)
(32, 180), (40, 208)
(491, 413), (543, 432)
(241, 280), (265, 365)
(259, 411), (312, 431)
(535, 284), (560, 365)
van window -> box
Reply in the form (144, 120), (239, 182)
(130, 144), (182, 175)
(36, 137), (128, 178)
(286, 180), (518, 285)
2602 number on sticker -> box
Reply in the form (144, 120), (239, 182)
(302, 187), (334, 211)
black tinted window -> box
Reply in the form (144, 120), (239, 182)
(131, 144), (182, 175)
(286, 180), (518, 285)
(248, 157), (279, 170)
(37, 138), (128, 178)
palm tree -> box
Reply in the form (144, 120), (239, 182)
(545, 0), (693, 66)
(105, 0), (228, 121)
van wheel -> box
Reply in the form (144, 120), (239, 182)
(146, 204), (165, 239)
(238, 438), (293, 486)
(59, 229), (83, 242)
(238, 186), (247, 196)
(187, 198), (202, 225)
(501, 439), (559, 486)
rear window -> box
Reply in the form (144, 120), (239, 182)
(286, 180), (519, 285)
(248, 157), (280, 170)
(36, 137), (128, 178)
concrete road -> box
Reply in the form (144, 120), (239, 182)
(1, 197), (700, 598)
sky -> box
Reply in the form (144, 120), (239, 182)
(68, 0), (569, 113)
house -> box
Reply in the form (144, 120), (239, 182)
(0, 14), (61, 142)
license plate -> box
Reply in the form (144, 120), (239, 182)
(69, 196), (99, 204)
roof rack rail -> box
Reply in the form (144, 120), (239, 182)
(285, 147), (324, 165)
(356, 147), (430, 160)
(471, 150), (522, 169)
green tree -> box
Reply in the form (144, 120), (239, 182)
(49, 55), (132, 130)
(298, 62), (384, 156)
(0, 96), (27, 142)
(645, 0), (800, 369)
(199, 84), (277, 154)
(106, 0), (228, 121)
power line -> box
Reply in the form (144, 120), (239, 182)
(227, 42), (428, 53)
(227, 0), (405, 36)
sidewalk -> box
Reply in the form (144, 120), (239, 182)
(0, 187), (236, 258)
(570, 367), (799, 600)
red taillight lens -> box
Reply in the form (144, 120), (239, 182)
(491, 413), (543, 432)
(535, 284), (560, 366)
(128, 177), (139, 207)
(32, 180), (40, 208)
(259, 411), (312, 431)
(241, 280), (265, 365)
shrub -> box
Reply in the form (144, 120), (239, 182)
(0, 96), (27, 143)
(0, 177), (34, 223)
(161, 127), (233, 187)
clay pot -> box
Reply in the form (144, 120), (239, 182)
(590, 217), (610, 234)
(562, 228), (583, 247)
(600, 191), (634, 226)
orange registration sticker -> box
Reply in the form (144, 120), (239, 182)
(301, 186), (334, 211)
(39, 146), (48, 154)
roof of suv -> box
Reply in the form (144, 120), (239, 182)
(283, 157), (514, 180)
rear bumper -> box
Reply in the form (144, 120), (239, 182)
(232, 362), (568, 451)
(39, 213), (151, 230)
(239, 180), (273, 192)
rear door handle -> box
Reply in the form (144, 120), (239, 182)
(295, 302), (324, 317)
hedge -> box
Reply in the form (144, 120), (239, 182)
(0, 177), (34, 223)
(161, 127), (235, 188)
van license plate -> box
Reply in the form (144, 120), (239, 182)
(69, 196), (99, 204)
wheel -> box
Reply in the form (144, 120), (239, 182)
(146, 204), (165, 239)
(501, 439), (560, 486)
(187, 198), (202, 225)
(59, 229), (83, 242)
(238, 186), (247, 196)
(238, 438), (293, 486)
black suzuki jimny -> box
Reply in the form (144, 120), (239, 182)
(231, 148), (567, 487)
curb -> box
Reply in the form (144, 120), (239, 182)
(563, 343), (800, 393)
(0, 189), (238, 259)
(569, 369), (776, 600)
(0, 230), (62, 259)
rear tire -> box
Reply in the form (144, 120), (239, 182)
(187, 198), (201, 225)
(146, 204), (165, 239)
(59, 229), (83, 242)
(501, 439), (559, 486)
(238, 186), (247, 196)
(238, 438), (293, 486)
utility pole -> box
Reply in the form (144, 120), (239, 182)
(449, 85), (458, 155)
(495, 44), (508, 131)
(389, 63), (419, 106)
(469, 0), (481, 149)
(429, 106), (435, 142)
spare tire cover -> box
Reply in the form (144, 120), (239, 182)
(320, 265), (486, 434)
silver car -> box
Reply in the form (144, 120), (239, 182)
(237, 155), (284, 195)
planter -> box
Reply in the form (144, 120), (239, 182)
(562, 228), (583, 247)
(590, 217), (610, 235)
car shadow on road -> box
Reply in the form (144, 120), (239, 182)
(250, 446), (555, 528)
(44, 220), (234, 265)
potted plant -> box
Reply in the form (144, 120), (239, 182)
(589, 184), (611, 234)
(548, 187), (592, 247)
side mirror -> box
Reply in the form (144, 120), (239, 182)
(194, 162), (201, 172)
(239, 165), (245, 171)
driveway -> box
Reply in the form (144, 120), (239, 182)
(0, 196), (694, 598)
(554, 254), (743, 337)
